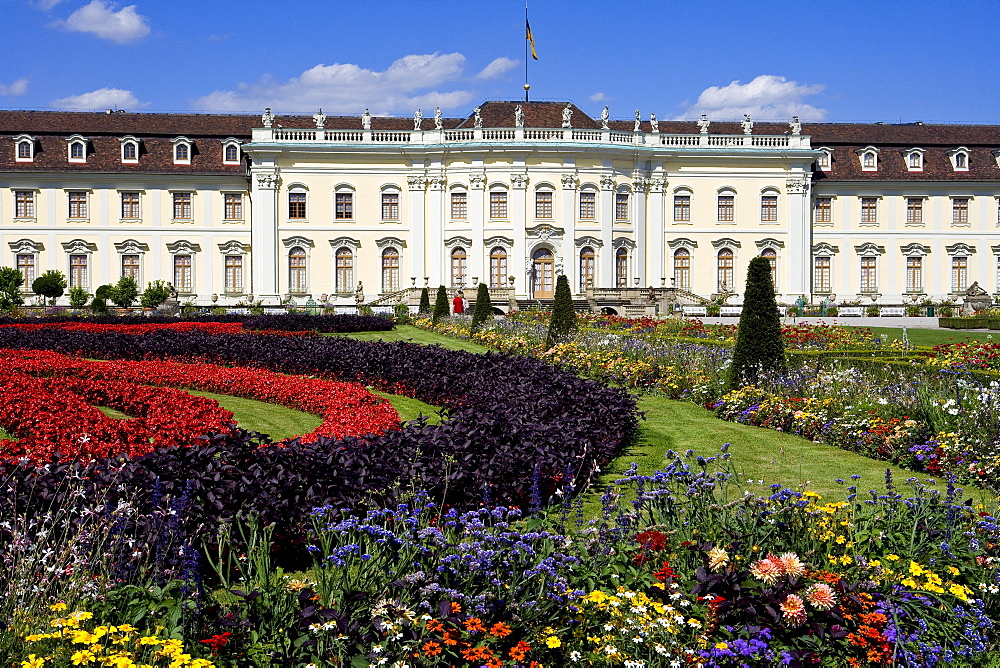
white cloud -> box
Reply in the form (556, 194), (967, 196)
(590, 91), (609, 102)
(32, 0), (65, 10)
(677, 74), (827, 121)
(0, 78), (29, 96)
(60, 0), (150, 44)
(193, 52), (478, 114)
(476, 57), (518, 80)
(52, 87), (148, 110)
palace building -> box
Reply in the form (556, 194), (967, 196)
(2, 102), (999, 309)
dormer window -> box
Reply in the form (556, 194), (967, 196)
(66, 135), (88, 163)
(904, 148), (925, 172)
(949, 147), (970, 171)
(856, 146), (879, 172)
(120, 135), (139, 164)
(816, 147), (832, 170)
(171, 137), (192, 165)
(221, 138), (241, 165)
(15, 135), (35, 162)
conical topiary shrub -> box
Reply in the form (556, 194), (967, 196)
(471, 282), (493, 332)
(545, 274), (577, 348)
(418, 287), (431, 314)
(728, 255), (785, 389)
(432, 285), (449, 324)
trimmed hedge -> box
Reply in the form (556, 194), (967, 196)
(0, 328), (639, 555)
(939, 317), (1000, 330)
(0, 313), (394, 333)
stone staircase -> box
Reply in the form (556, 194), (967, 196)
(513, 298), (592, 312)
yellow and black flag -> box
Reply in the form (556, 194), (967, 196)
(526, 20), (538, 60)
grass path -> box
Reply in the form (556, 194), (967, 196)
(327, 324), (490, 353)
(847, 325), (996, 348)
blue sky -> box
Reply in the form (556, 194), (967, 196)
(1, 0), (999, 124)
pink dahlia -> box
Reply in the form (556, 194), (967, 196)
(805, 583), (837, 611)
(750, 558), (783, 585)
(778, 552), (806, 578)
(779, 594), (807, 627)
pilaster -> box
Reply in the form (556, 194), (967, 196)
(250, 162), (280, 303)
(785, 174), (811, 300)
(407, 172), (428, 288)
(560, 166), (578, 292)
(600, 169), (615, 287)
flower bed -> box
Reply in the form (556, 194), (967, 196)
(0, 349), (400, 463)
(0, 321), (245, 335)
(0, 312), (395, 334)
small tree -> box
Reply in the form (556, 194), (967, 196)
(432, 285), (449, 324)
(109, 275), (139, 308)
(32, 270), (67, 306)
(68, 285), (89, 308)
(0, 267), (24, 313)
(91, 284), (113, 314)
(140, 280), (171, 308)
(470, 282), (493, 332)
(728, 256), (785, 390)
(545, 274), (577, 348)
(418, 287), (431, 314)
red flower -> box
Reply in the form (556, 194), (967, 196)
(200, 631), (231, 654)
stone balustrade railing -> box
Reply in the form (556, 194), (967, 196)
(256, 127), (811, 149)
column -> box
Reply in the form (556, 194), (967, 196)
(648, 168), (666, 287)
(632, 169), (648, 286)
(599, 169), (615, 287)
(784, 173), (811, 301)
(511, 157), (528, 297)
(427, 171), (447, 287)
(250, 160), (280, 303)
(469, 164), (486, 287)
(560, 164), (578, 292)
(407, 173), (428, 287)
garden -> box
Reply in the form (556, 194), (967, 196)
(3, 271), (1000, 666)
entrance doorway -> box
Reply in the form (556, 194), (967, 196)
(532, 248), (554, 298)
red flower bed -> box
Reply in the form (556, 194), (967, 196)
(0, 321), (245, 335)
(0, 350), (400, 463)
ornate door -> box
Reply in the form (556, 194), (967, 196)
(532, 248), (554, 298)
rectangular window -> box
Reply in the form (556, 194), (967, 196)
(761, 195), (778, 222)
(814, 257), (831, 293)
(381, 193), (399, 220)
(952, 256), (968, 292)
(615, 193), (629, 221)
(860, 256), (877, 292)
(224, 255), (243, 293)
(335, 250), (353, 293)
(16, 254), (35, 287)
(288, 192), (306, 219)
(718, 195), (734, 222)
(15, 191), (35, 218)
(489, 191), (507, 219)
(579, 191), (596, 219)
(68, 191), (87, 219)
(953, 198), (970, 225)
(121, 254), (140, 280)
(172, 192), (192, 220)
(906, 256), (923, 292)
(673, 195), (691, 221)
(70, 254), (88, 288)
(906, 198), (923, 225)
(536, 191), (553, 219)
(173, 255), (192, 292)
(335, 192), (353, 220)
(814, 197), (831, 223)
(490, 250), (507, 289)
(451, 192), (467, 219)
(860, 197), (878, 223)
(121, 191), (140, 219)
(224, 193), (243, 220)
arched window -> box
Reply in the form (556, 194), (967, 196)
(580, 246), (595, 289)
(382, 247), (400, 292)
(175, 143), (189, 162)
(532, 248), (554, 298)
(717, 249), (734, 292)
(863, 152), (875, 168)
(122, 142), (137, 161)
(335, 247), (353, 293)
(673, 249), (690, 290)
(615, 247), (629, 288)
(289, 246), (307, 293)
(450, 248), (467, 288)
(489, 247), (507, 288)
(761, 248), (777, 287)
(225, 144), (239, 162)
(17, 141), (31, 159)
(70, 142), (85, 160)
(909, 152), (920, 168)
(288, 188), (307, 219)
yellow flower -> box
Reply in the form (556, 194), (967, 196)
(21, 655), (45, 668)
(715, 642), (729, 650)
(49, 603), (68, 611)
(886, 554), (900, 561)
(909, 561), (924, 576)
(544, 636), (561, 648)
(584, 590), (608, 604)
(950, 584), (972, 602)
(947, 566), (960, 576)
(838, 555), (852, 565)
(70, 650), (96, 665)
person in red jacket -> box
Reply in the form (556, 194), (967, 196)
(452, 290), (465, 314)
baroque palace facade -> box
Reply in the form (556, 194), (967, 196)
(2, 101), (999, 307)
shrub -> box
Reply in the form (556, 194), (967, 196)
(545, 274), (576, 348)
(31, 270), (66, 306)
(470, 282), (492, 332)
(728, 256), (785, 389)
(140, 280), (171, 308)
(418, 287), (431, 314)
(432, 285), (449, 324)
(243, 314), (394, 333)
(109, 275), (139, 308)
(358, 303), (374, 317)
(68, 285), (89, 309)
(0, 267), (24, 313)
(393, 302), (410, 324)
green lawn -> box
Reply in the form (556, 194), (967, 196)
(847, 325), (997, 348)
(329, 324), (489, 353)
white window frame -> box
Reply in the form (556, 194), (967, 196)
(171, 136), (192, 165)
(859, 196), (880, 225)
(614, 188), (630, 222)
(579, 188), (597, 220)
(760, 188), (779, 223)
(14, 134), (35, 163)
(287, 184), (309, 221)
(115, 239), (148, 285)
(9, 239), (43, 291)
(170, 191), (194, 222)
(119, 190), (142, 221)
(66, 189), (90, 221)
(221, 138), (241, 165)
(166, 240), (201, 295)
(904, 196), (926, 226)
(62, 239), (97, 291)
(334, 185), (354, 221)
(450, 188), (468, 220)
(13, 189), (37, 220)
(222, 192), (244, 222)
(948, 147), (970, 172)
(120, 135), (140, 164)
(904, 148), (925, 172)
(951, 196), (972, 226)
(535, 187), (555, 220)
(67, 135), (88, 164)
(717, 188), (736, 223)
(816, 147), (833, 171)
(489, 187), (509, 220)
(856, 146), (879, 172)
(218, 240), (250, 295)
(381, 187), (401, 221)
(813, 196), (833, 225)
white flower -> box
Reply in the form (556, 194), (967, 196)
(569, 651), (582, 662)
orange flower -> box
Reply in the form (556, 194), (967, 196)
(461, 646), (495, 661)
(509, 640), (531, 661)
(425, 619), (445, 633)
(488, 622), (512, 638)
(442, 629), (462, 646)
(450, 602), (462, 614)
(462, 617), (487, 633)
(422, 641), (443, 657)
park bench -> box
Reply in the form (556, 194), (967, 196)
(879, 307), (906, 317)
(719, 306), (743, 317)
(683, 306), (708, 317)
(838, 307), (864, 316)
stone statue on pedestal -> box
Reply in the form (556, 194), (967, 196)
(741, 114), (754, 135)
(361, 108), (372, 130)
(697, 114), (710, 134)
(649, 112), (658, 133)
(600, 105), (609, 130)
(434, 107), (443, 130)
(413, 109), (423, 131)
(514, 105), (524, 127)
(561, 103), (573, 128)
(261, 107), (275, 128)
(313, 108), (326, 129)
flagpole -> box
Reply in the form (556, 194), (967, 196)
(524, 1), (530, 102)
